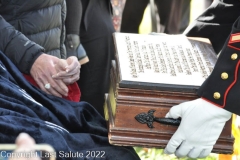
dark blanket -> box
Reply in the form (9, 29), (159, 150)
(0, 51), (140, 160)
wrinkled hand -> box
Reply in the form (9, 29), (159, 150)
(52, 56), (80, 85)
(30, 54), (69, 97)
(164, 98), (232, 159)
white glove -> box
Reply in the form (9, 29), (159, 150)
(164, 98), (232, 159)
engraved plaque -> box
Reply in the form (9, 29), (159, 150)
(113, 33), (217, 92)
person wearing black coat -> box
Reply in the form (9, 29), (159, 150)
(66, 0), (116, 116)
(65, 0), (89, 65)
(164, 0), (240, 158)
(121, 0), (191, 34)
(0, 0), (81, 99)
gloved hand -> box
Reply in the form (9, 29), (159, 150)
(164, 98), (232, 159)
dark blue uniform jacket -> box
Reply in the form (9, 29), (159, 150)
(185, 0), (240, 115)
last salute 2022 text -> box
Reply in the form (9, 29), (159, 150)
(58, 151), (106, 158)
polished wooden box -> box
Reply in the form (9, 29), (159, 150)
(104, 61), (234, 154)
(103, 33), (234, 154)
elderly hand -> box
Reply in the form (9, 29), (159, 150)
(164, 98), (232, 159)
(30, 54), (69, 98)
(9, 133), (41, 160)
(52, 56), (80, 85)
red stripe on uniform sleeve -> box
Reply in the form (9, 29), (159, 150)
(201, 60), (240, 109)
(222, 60), (240, 108)
(229, 33), (240, 44)
(201, 97), (223, 108)
(228, 44), (240, 51)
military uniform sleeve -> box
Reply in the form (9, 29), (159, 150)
(197, 16), (240, 115)
(184, 0), (240, 54)
(0, 15), (44, 74)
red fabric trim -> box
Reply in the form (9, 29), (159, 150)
(23, 74), (81, 102)
(227, 44), (240, 51)
(201, 97), (223, 108)
(201, 60), (240, 109)
(222, 60), (240, 107)
(229, 33), (240, 44)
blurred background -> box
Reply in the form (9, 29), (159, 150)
(111, 0), (240, 159)
(111, 0), (211, 33)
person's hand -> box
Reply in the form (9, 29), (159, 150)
(9, 133), (41, 160)
(30, 54), (69, 98)
(52, 56), (80, 85)
(164, 98), (232, 159)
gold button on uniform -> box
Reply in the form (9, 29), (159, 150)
(213, 92), (221, 99)
(231, 53), (238, 60)
(221, 72), (228, 80)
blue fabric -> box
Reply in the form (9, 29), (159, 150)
(0, 51), (140, 160)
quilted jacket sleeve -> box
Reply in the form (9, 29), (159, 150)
(0, 15), (44, 74)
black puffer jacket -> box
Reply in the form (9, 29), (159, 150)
(0, 0), (66, 74)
